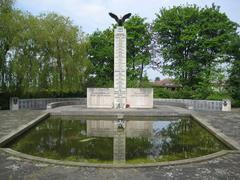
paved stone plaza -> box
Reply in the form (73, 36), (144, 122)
(0, 107), (240, 179)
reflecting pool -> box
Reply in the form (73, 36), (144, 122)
(6, 116), (229, 164)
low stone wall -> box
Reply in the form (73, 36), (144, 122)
(47, 101), (83, 109)
(16, 98), (86, 110)
(154, 101), (188, 109)
(154, 98), (231, 111)
(10, 97), (230, 112)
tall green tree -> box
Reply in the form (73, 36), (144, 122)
(87, 28), (114, 87)
(8, 12), (89, 95)
(0, 0), (22, 91)
(35, 13), (89, 93)
(10, 14), (40, 93)
(153, 4), (238, 89)
(1, 1), (90, 96)
(124, 15), (151, 86)
(227, 35), (240, 105)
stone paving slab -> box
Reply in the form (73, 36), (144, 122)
(194, 111), (240, 144)
(48, 105), (190, 117)
(0, 150), (239, 180)
(0, 110), (44, 138)
(0, 109), (240, 179)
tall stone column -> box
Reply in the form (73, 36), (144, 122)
(114, 26), (127, 109)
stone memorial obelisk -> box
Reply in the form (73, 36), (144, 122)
(108, 12), (131, 109)
(114, 27), (127, 109)
(87, 13), (153, 109)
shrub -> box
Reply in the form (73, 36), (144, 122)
(0, 92), (10, 110)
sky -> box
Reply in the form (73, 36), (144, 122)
(15, 0), (240, 81)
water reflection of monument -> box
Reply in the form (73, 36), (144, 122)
(86, 120), (153, 163)
(86, 120), (153, 137)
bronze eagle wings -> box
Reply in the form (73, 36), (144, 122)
(109, 12), (132, 26)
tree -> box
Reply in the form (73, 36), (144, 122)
(87, 28), (114, 87)
(124, 15), (151, 86)
(0, 0), (22, 91)
(8, 12), (90, 95)
(155, 77), (160, 81)
(35, 13), (89, 94)
(0, 0), (90, 97)
(153, 4), (238, 89)
(227, 36), (240, 105)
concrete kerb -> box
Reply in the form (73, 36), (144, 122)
(0, 108), (239, 168)
(1, 148), (239, 168)
(50, 111), (191, 117)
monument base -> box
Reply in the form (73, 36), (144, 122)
(87, 88), (153, 108)
(87, 88), (114, 108)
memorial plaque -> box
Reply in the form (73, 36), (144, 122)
(126, 88), (153, 108)
(87, 88), (114, 108)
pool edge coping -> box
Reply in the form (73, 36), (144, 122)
(1, 148), (239, 168)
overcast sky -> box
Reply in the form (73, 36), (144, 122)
(15, 0), (240, 80)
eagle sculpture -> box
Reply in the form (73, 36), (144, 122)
(109, 12), (132, 26)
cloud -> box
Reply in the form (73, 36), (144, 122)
(16, 0), (240, 33)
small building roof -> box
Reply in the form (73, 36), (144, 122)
(153, 78), (181, 88)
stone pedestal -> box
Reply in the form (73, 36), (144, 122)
(10, 97), (19, 111)
(114, 27), (127, 109)
(222, 99), (231, 111)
